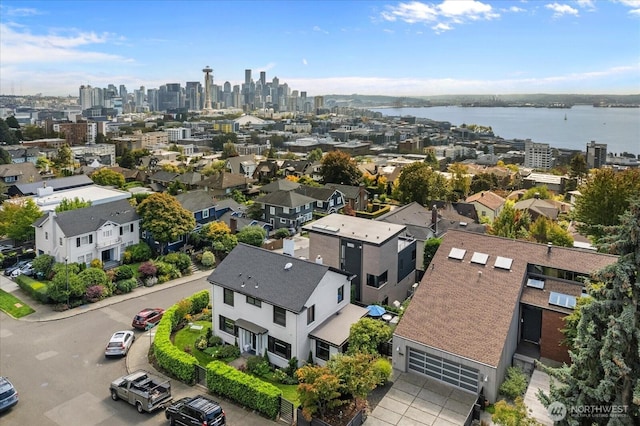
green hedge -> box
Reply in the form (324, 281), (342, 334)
(15, 275), (49, 304)
(206, 360), (282, 419)
(153, 304), (198, 384)
(189, 290), (210, 314)
(355, 204), (391, 219)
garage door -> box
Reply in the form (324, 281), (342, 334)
(408, 347), (479, 394)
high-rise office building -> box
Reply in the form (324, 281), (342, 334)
(186, 81), (202, 111)
(524, 140), (553, 170)
(79, 85), (92, 110)
(147, 89), (159, 112)
(586, 140), (607, 169)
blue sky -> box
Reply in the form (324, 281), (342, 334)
(1, 0), (639, 97)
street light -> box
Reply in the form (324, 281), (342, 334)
(64, 257), (69, 308)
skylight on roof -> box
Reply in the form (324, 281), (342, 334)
(470, 252), (489, 265)
(527, 278), (545, 289)
(549, 292), (577, 309)
(448, 247), (466, 260)
(494, 256), (513, 270)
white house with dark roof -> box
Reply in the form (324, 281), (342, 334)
(392, 230), (617, 403)
(32, 199), (140, 266)
(207, 243), (368, 368)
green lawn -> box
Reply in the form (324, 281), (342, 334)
(173, 320), (215, 366)
(0, 289), (35, 318)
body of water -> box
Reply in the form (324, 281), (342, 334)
(374, 105), (640, 156)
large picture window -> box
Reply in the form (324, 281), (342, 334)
(224, 288), (234, 306)
(219, 315), (236, 336)
(316, 340), (330, 361)
(273, 306), (286, 326)
(268, 336), (291, 360)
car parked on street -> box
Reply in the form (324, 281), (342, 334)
(4, 260), (30, 277)
(0, 376), (18, 412)
(132, 307), (165, 330)
(104, 331), (135, 358)
(165, 395), (225, 426)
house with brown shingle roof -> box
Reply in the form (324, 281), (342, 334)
(195, 171), (256, 199)
(465, 190), (506, 222)
(513, 197), (559, 221)
(392, 230), (617, 403)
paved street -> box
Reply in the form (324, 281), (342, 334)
(0, 270), (276, 425)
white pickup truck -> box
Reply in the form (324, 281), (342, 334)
(109, 370), (172, 413)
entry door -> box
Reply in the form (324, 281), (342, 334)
(521, 305), (542, 344)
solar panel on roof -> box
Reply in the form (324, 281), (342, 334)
(494, 256), (513, 270)
(470, 252), (489, 265)
(448, 247), (466, 260)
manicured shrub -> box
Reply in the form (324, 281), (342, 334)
(371, 357), (392, 384)
(85, 285), (106, 302)
(273, 228), (291, 239)
(155, 261), (180, 280)
(116, 278), (137, 294)
(195, 335), (208, 351)
(189, 290), (210, 314)
(201, 250), (215, 267)
(209, 335), (223, 347)
(499, 367), (529, 399)
(138, 260), (157, 278)
(162, 252), (191, 273)
(78, 267), (108, 288)
(247, 355), (271, 377)
(32, 254), (56, 278)
(114, 265), (134, 281)
(126, 242), (153, 262)
(90, 258), (103, 269)
(206, 360), (281, 419)
(215, 344), (240, 360)
(15, 275), (50, 304)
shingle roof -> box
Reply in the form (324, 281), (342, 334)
(324, 183), (368, 199)
(196, 172), (254, 189)
(465, 191), (505, 210)
(259, 179), (300, 193)
(294, 185), (338, 201)
(34, 199), (139, 237)
(514, 198), (559, 220)
(394, 230), (617, 367)
(207, 243), (350, 313)
(13, 175), (93, 196)
(255, 190), (316, 208)
(174, 190), (216, 212)
(149, 171), (179, 183)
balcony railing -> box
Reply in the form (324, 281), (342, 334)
(96, 237), (122, 249)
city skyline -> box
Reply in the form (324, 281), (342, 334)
(1, 0), (639, 97)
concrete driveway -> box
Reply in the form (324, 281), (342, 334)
(365, 371), (477, 426)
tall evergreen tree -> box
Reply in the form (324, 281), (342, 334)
(537, 197), (640, 424)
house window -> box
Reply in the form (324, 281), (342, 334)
(45, 232), (48, 240)
(307, 305), (315, 325)
(295, 206), (300, 213)
(219, 315), (237, 336)
(270, 207), (275, 215)
(76, 237), (81, 248)
(283, 207), (289, 214)
(366, 271), (388, 288)
(305, 203), (311, 209)
(119, 226), (123, 235)
(246, 295), (262, 307)
(268, 336), (291, 360)
(202, 209), (209, 219)
(329, 199), (334, 207)
(130, 224), (134, 232)
(337, 285), (344, 303)
(223, 288), (234, 306)
(316, 201), (322, 207)
(59, 238), (63, 246)
(103, 229), (112, 237)
(273, 306), (286, 327)
(316, 340), (330, 361)
(86, 253), (92, 263)
(77, 255), (84, 264)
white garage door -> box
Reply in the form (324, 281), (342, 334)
(408, 347), (479, 394)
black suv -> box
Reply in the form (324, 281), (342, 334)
(165, 395), (225, 426)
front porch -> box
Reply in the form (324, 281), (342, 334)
(513, 340), (540, 375)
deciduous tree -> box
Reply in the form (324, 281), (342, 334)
(538, 197), (640, 423)
(528, 217), (573, 247)
(55, 197), (92, 212)
(137, 193), (195, 254)
(236, 225), (266, 247)
(396, 162), (449, 205)
(296, 365), (344, 421)
(320, 150), (362, 185)
(347, 317), (393, 355)
(307, 148), (323, 162)
(423, 237), (442, 270)
(488, 200), (531, 239)
(492, 397), (541, 426)
(90, 168), (125, 188)
(0, 198), (41, 243)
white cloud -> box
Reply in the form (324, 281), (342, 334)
(381, 0), (498, 32)
(0, 5), (43, 17)
(0, 23), (132, 64)
(313, 25), (329, 34)
(575, 0), (596, 10)
(383, 28), (395, 33)
(545, 3), (579, 18)
(302, 58), (308, 66)
(614, 0), (640, 15)
(256, 62), (277, 73)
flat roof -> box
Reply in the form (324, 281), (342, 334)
(303, 213), (406, 245)
(309, 304), (369, 347)
(24, 185), (131, 212)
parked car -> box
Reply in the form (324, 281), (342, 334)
(132, 308), (165, 330)
(4, 260), (30, 277)
(0, 376), (18, 412)
(9, 262), (34, 278)
(165, 395), (225, 426)
(105, 331), (135, 358)
(110, 370), (172, 413)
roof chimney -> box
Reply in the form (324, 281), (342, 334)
(547, 242), (553, 254)
(315, 255), (323, 265)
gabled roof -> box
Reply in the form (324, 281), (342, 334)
(196, 171), (255, 190)
(281, 159), (312, 173)
(207, 243), (350, 313)
(175, 172), (203, 186)
(225, 155), (255, 173)
(514, 198), (559, 220)
(214, 197), (245, 212)
(394, 230), (617, 367)
(465, 191), (505, 210)
(0, 162), (41, 183)
(294, 185), (340, 202)
(259, 179), (300, 193)
(149, 170), (179, 183)
(376, 202), (435, 240)
(324, 183), (369, 199)
(174, 190), (216, 212)
(34, 199), (139, 237)
(13, 174), (92, 196)
(254, 189), (316, 208)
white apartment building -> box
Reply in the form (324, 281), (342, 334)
(524, 141), (553, 170)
